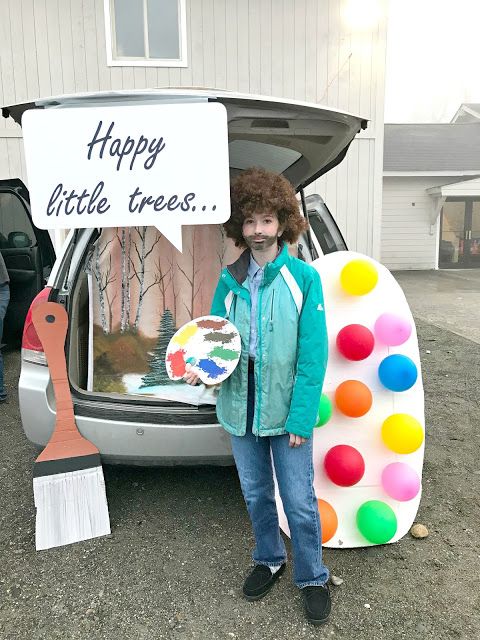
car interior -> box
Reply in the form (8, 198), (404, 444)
(65, 186), (348, 400)
(0, 185), (55, 342)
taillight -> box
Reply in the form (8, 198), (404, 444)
(21, 287), (52, 365)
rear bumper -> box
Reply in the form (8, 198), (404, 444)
(19, 361), (234, 466)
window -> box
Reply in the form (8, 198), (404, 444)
(229, 140), (302, 174)
(305, 194), (348, 255)
(0, 192), (36, 249)
(105, 0), (187, 67)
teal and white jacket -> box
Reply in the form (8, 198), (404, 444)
(210, 242), (328, 439)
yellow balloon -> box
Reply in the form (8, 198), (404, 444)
(340, 259), (378, 296)
(381, 414), (424, 454)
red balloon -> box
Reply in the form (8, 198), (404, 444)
(336, 324), (375, 361)
(324, 445), (365, 487)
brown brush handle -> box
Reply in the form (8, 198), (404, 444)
(32, 302), (73, 425)
(32, 301), (99, 460)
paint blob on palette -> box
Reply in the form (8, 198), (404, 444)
(273, 251), (425, 549)
(165, 315), (241, 385)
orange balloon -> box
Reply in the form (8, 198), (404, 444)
(335, 380), (372, 417)
(317, 499), (338, 543)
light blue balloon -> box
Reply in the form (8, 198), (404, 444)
(378, 354), (418, 392)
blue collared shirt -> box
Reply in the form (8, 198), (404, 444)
(247, 254), (264, 359)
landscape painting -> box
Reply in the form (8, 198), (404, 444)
(87, 225), (242, 403)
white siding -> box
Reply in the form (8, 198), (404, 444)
(0, 0), (388, 258)
(381, 176), (463, 271)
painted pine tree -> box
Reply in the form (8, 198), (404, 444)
(140, 309), (177, 387)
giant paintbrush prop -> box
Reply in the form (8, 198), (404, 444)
(32, 301), (110, 550)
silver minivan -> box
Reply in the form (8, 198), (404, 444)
(2, 88), (366, 465)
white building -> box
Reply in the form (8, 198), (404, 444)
(0, 0), (387, 258)
(382, 122), (480, 270)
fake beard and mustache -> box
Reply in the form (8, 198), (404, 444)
(244, 235), (279, 250)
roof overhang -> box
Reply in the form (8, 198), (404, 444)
(384, 170), (480, 177)
(426, 176), (480, 197)
(450, 104), (480, 123)
(426, 176), (480, 229)
(1, 88), (368, 193)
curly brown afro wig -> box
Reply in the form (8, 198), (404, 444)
(224, 167), (309, 248)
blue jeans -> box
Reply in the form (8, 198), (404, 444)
(230, 368), (329, 588)
(0, 283), (10, 401)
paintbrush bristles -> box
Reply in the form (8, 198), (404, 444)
(34, 467), (111, 551)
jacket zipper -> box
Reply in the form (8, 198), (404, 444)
(255, 276), (265, 442)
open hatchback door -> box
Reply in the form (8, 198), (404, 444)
(3, 89), (368, 465)
(2, 88), (367, 191)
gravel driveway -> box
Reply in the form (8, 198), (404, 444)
(1, 315), (479, 640)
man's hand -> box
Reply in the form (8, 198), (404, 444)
(183, 363), (200, 385)
(183, 363), (221, 389)
(289, 433), (308, 448)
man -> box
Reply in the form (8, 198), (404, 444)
(0, 251), (10, 402)
(184, 167), (330, 625)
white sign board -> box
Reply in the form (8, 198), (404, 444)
(22, 102), (231, 251)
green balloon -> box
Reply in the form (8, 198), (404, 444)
(315, 394), (333, 427)
(356, 500), (398, 544)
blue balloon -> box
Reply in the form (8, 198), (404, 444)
(378, 354), (418, 391)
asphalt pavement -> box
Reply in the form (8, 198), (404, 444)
(393, 268), (480, 344)
(1, 271), (479, 639)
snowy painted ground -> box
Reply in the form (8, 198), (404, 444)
(122, 374), (217, 406)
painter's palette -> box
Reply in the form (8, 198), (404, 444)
(165, 315), (241, 385)
(273, 251), (425, 548)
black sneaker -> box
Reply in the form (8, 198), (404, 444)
(301, 584), (331, 625)
(242, 563), (286, 601)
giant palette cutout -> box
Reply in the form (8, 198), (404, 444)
(273, 251), (425, 548)
(166, 315), (241, 385)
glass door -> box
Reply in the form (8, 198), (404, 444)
(439, 201), (466, 267)
(439, 200), (480, 268)
(468, 202), (480, 267)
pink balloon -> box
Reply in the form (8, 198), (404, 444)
(381, 463), (420, 501)
(374, 313), (412, 346)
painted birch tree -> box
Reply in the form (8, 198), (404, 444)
(177, 228), (203, 320)
(131, 227), (163, 331)
(167, 249), (178, 321)
(104, 257), (118, 332)
(217, 225), (227, 269)
(115, 228), (128, 332)
(154, 254), (172, 312)
(115, 227), (137, 332)
(90, 236), (115, 334)
(126, 228), (132, 329)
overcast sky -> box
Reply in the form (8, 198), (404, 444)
(385, 0), (480, 122)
